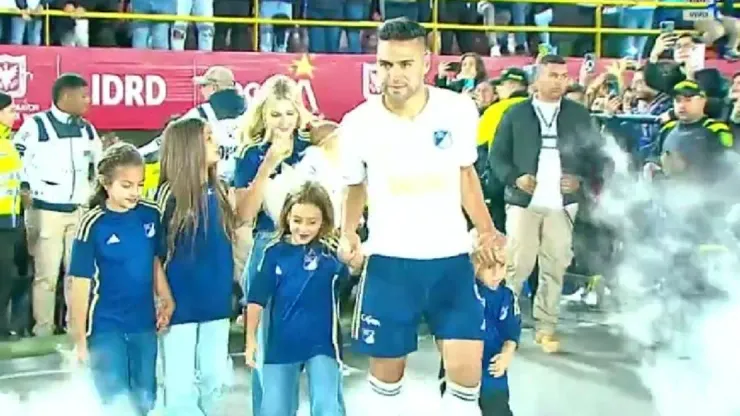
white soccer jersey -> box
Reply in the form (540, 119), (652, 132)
(339, 87), (478, 259)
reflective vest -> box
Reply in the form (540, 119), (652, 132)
(0, 137), (22, 228)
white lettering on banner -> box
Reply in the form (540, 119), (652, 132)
(0, 54), (33, 99)
(91, 74), (167, 106)
(682, 0), (711, 21)
(235, 78), (320, 113)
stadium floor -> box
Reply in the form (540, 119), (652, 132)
(0, 306), (659, 416)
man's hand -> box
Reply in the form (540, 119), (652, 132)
(21, 9), (31, 21)
(560, 174), (580, 194)
(489, 351), (514, 377)
(515, 174), (536, 194)
(649, 33), (677, 62)
(338, 231), (362, 265)
(20, 189), (32, 209)
(474, 229), (506, 267)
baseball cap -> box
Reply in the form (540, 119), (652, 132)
(672, 80), (706, 98)
(497, 67), (529, 86)
(193, 66), (235, 88)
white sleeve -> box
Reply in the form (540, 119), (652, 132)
(138, 136), (161, 157)
(180, 107), (201, 121)
(338, 112), (366, 186)
(456, 97), (479, 167)
(12, 117), (39, 185)
(89, 125), (103, 172)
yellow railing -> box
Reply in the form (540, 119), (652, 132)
(0, 1), (737, 57)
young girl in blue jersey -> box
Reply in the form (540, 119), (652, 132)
(155, 117), (240, 416)
(244, 181), (358, 416)
(67, 142), (174, 415)
(233, 74), (315, 414)
(439, 232), (520, 416)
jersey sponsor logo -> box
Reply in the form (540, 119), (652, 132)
(218, 145), (238, 161)
(144, 222), (156, 238)
(433, 129), (453, 149)
(106, 234), (120, 244)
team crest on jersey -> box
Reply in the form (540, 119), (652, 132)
(144, 223), (156, 238)
(433, 129), (453, 149)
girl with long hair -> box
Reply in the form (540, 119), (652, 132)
(67, 142), (174, 415)
(155, 117), (239, 416)
(232, 74), (314, 414)
(245, 181), (359, 415)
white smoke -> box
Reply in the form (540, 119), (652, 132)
(593, 131), (740, 416)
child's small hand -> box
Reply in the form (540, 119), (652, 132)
(245, 341), (258, 368)
(156, 296), (175, 332)
(489, 352), (513, 378)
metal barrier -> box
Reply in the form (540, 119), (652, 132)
(0, 1), (738, 56)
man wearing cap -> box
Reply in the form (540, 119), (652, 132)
(476, 67), (530, 232)
(183, 66), (247, 184)
(648, 80), (735, 181)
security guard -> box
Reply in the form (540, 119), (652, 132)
(13, 73), (103, 337)
(186, 65), (247, 184)
(476, 67), (530, 232)
(0, 92), (23, 340)
(651, 80), (734, 182)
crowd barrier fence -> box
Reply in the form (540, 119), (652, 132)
(1, 1), (739, 56)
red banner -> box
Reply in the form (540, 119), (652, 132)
(0, 46), (737, 131)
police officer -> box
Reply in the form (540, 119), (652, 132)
(13, 73), (103, 337)
(0, 92), (24, 340)
(645, 80), (735, 180)
(186, 65), (247, 184)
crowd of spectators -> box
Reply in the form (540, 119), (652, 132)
(0, 0), (739, 58)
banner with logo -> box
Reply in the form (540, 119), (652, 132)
(0, 46), (737, 130)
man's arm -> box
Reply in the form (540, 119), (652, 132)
(338, 113), (367, 234)
(341, 184), (367, 234)
(461, 166), (497, 236)
(13, 117), (39, 194)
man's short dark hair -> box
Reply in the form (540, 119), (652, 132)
(52, 73), (88, 105)
(539, 54), (567, 66)
(733, 71), (740, 81)
(377, 17), (427, 43)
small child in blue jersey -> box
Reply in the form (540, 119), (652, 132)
(244, 181), (358, 416)
(439, 236), (520, 416)
(155, 117), (240, 416)
(67, 142), (174, 415)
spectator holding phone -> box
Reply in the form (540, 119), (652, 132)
(434, 52), (487, 93)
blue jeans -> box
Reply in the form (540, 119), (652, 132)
(259, 0), (292, 52)
(619, 8), (655, 58)
(261, 355), (345, 416)
(172, 0), (214, 50)
(10, 17), (42, 45)
(306, 7), (343, 53)
(385, 2), (419, 21)
(88, 330), (157, 416)
(344, 3), (365, 53)
(512, 3), (531, 47)
(131, 0), (173, 49)
(160, 319), (231, 416)
(242, 231), (273, 416)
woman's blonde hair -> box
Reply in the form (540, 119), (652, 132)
(158, 117), (238, 257)
(238, 75), (306, 148)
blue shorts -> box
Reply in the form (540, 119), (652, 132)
(351, 254), (485, 358)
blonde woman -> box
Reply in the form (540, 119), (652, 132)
(232, 74), (314, 416)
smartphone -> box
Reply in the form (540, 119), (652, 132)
(606, 79), (620, 97)
(447, 62), (461, 72)
(659, 20), (675, 33)
(583, 53), (596, 73)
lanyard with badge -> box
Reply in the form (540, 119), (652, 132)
(534, 104), (560, 134)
